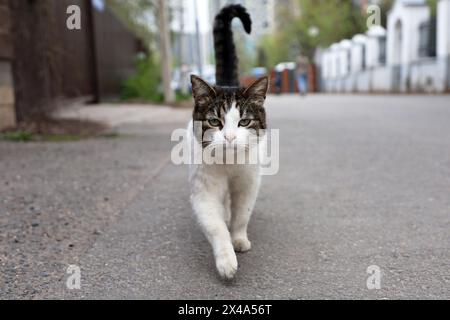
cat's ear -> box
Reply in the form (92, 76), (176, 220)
(191, 75), (216, 108)
(244, 76), (269, 100)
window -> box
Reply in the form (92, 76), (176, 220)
(419, 22), (429, 57)
(428, 17), (437, 57)
(362, 44), (366, 70)
(419, 18), (437, 58)
(378, 36), (386, 64)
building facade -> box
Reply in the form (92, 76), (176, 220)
(320, 0), (450, 93)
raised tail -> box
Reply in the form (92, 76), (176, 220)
(213, 4), (252, 86)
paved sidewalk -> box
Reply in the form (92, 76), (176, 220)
(1, 96), (449, 299)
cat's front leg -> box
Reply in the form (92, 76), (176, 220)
(191, 190), (238, 279)
(223, 191), (232, 228)
(230, 171), (261, 253)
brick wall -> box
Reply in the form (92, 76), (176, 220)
(0, 0), (16, 130)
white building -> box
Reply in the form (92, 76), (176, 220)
(338, 40), (352, 77)
(330, 43), (340, 80)
(387, 0), (431, 91)
(438, 0), (450, 91)
(171, 0), (212, 75)
(351, 34), (368, 73)
(366, 25), (387, 68)
(320, 0), (450, 93)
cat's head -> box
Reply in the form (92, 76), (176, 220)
(190, 75), (269, 149)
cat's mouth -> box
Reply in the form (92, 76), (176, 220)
(202, 141), (251, 151)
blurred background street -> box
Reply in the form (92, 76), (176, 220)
(1, 0), (450, 299)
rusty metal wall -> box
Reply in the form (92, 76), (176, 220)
(9, 0), (97, 121)
(93, 6), (145, 100)
(8, 0), (144, 121)
(50, 0), (98, 100)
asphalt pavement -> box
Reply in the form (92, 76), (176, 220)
(1, 96), (449, 299)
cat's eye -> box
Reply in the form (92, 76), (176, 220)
(239, 119), (251, 127)
(208, 119), (221, 127)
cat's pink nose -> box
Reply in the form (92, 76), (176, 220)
(225, 133), (236, 143)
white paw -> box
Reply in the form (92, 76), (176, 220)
(215, 253), (238, 280)
(232, 238), (252, 252)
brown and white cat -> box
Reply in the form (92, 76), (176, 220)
(188, 5), (269, 279)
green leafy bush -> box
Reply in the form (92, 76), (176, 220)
(175, 91), (192, 102)
(121, 55), (163, 102)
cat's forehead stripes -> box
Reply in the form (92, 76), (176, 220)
(224, 103), (241, 129)
(203, 90), (261, 119)
(212, 91), (236, 117)
(192, 80), (268, 134)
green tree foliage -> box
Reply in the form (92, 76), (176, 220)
(259, 0), (365, 66)
(105, 0), (156, 50)
(427, 0), (438, 17)
(369, 0), (435, 28)
(121, 55), (163, 102)
(378, 0), (394, 27)
(105, 1), (166, 102)
(235, 33), (257, 75)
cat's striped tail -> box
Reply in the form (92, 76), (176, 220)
(213, 4), (252, 87)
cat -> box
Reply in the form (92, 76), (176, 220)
(188, 4), (269, 280)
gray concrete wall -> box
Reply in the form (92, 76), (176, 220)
(355, 72), (371, 92)
(409, 58), (446, 93)
(321, 58), (448, 94)
(371, 67), (392, 92)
